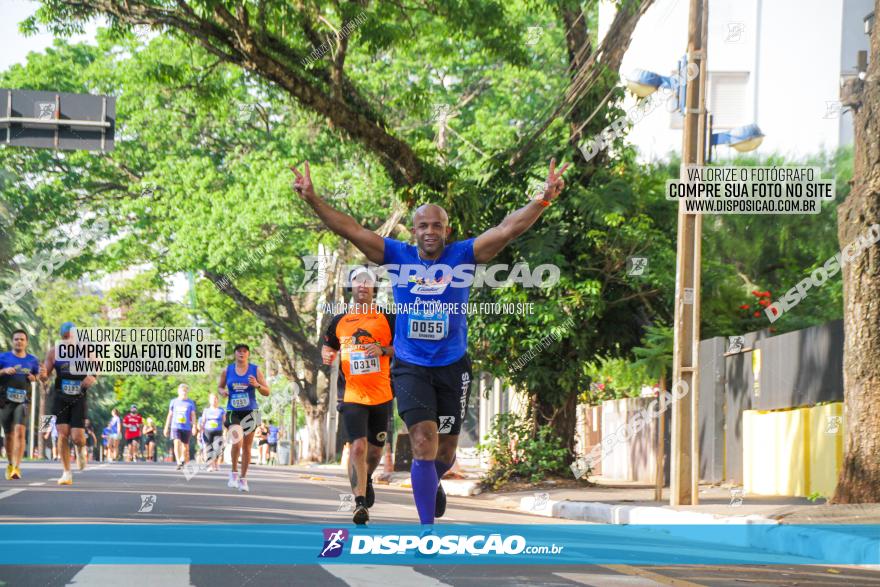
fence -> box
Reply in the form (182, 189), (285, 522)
(575, 319), (845, 495)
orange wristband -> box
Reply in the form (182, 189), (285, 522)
(536, 198), (551, 207)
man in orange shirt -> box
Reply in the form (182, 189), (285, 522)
(322, 266), (394, 525)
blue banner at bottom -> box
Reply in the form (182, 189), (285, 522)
(0, 524), (877, 565)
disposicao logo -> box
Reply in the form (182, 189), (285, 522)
(319, 528), (349, 558)
(350, 533), (528, 555)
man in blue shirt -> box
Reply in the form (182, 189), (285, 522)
(163, 384), (198, 470)
(292, 159), (569, 528)
(0, 329), (44, 479)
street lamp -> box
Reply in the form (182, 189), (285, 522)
(626, 68), (679, 98)
(706, 120), (764, 162)
(711, 123), (764, 152)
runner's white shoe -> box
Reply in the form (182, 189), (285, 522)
(57, 471), (73, 485)
(238, 478), (249, 493)
(227, 472), (239, 488)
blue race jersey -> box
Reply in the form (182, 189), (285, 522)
(267, 425), (279, 444)
(201, 406), (225, 432)
(383, 237), (476, 366)
(225, 363), (259, 411)
(0, 351), (39, 404)
(169, 398), (197, 430)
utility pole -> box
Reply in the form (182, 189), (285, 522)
(670, 0), (709, 506)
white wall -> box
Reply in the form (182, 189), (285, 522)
(600, 0), (864, 162)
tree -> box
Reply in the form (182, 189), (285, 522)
(834, 1), (880, 503)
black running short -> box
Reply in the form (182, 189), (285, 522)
(52, 392), (87, 429)
(0, 401), (27, 435)
(202, 429), (224, 448)
(392, 354), (472, 435)
(341, 400), (392, 447)
(171, 428), (191, 443)
(123, 435), (142, 448)
(225, 410), (260, 433)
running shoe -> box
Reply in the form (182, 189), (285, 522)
(5, 464), (13, 480)
(227, 472), (239, 488)
(57, 471), (73, 485)
(414, 527), (437, 559)
(352, 504), (369, 525)
(435, 481), (447, 518)
(76, 446), (87, 471)
(365, 479), (375, 508)
(238, 478), (249, 493)
(176, 461), (184, 470)
(10, 467), (21, 480)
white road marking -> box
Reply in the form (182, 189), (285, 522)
(28, 482), (45, 486)
(0, 488), (25, 500)
(321, 565), (454, 586)
(67, 559), (192, 586)
(556, 571), (662, 586)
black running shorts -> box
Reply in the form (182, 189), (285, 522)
(341, 400), (392, 447)
(391, 354), (472, 436)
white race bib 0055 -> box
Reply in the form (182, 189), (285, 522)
(407, 314), (448, 340)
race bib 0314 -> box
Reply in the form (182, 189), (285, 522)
(349, 350), (380, 375)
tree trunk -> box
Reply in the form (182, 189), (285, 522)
(834, 3), (880, 503)
(534, 391), (579, 462)
(303, 404), (327, 463)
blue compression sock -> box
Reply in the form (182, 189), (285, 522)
(435, 457), (455, 480)
(411, 459), (439, 525)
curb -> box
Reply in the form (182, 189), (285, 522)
(518, 496), (774, 525)
(516, 497), (880, 564)
(388, 477), (483, 496)
(442, 479), (483, 497)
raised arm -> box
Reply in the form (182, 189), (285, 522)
(291, 161), (385, 264)
(474, 159), (569, 263)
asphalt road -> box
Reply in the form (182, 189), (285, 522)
(0, 461), (877, 587)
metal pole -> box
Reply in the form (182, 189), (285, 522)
(671, 0), (709, 506)
(28, 381), (36, 460)
(654, 379), (666, 501)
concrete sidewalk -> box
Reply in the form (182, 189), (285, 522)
(467, 477), (880, 524)
(467, 477), (880, 565)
